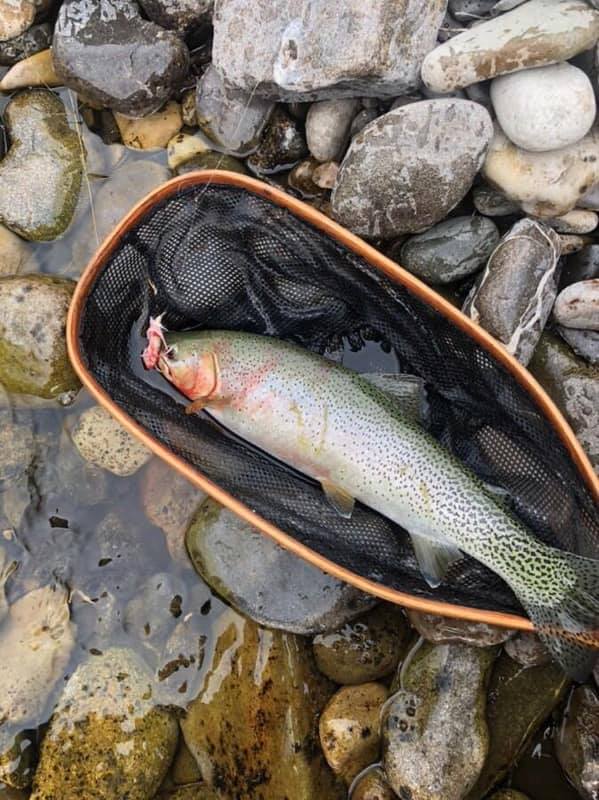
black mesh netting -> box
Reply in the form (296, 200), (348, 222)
(78, 182), (599, 615)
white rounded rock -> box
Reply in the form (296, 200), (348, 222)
(553, 279), (599, 331)
(490, 63), (596, 152)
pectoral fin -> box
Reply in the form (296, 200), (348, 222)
(185, 399), (207, 415)
(320, 479), (355, 519)
(410, 532), (463, 588)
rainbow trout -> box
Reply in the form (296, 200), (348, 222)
(142, 318), (599, 678)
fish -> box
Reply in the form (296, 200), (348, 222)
(142, 318), (599, 679)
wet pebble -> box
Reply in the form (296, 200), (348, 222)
(313, 161), (339, 189)
(246, 107), (308, 175)
(382, 641), (495, 800)
(31, 647), (179, 800)
(0, 48), (60, 91)
(174, 150), (248, 176)
(166, 130), (211, 170)
(407, 610), (513, 647)
(114, 102), (183, 150)
(483, 125), (599, 219)
(212, 0), (447, 101)
(0, 0), (36, 42)
(71, 406), (152, 477)
(503, 632), (550, 668)
(553, 280), (599, 331)
(313, 604), (410, 684)
(332, 99), (492, 238)
(306, 99), (361, 162)
(288, 157), (325, 198)
(0, 89), (82, 241)
(319, 682), (388, 785)
(186, 498), (376, 634)
(546, 209), (598, 235)
(555, 685), (599, 800)
(0, 274), (80, 399)
(529, 333), (599, 471)
(181, 609), (342, 799)
(349, 766), (395, 800)
(52, 0), (189, 117)
(138, 0), (213, 33)
(558, 327), (599, 366)
(472, 185), (519, 217)
(490, 63), (595, 152)
(449, 0), (495, 22)
(196, 64), (274, 156)
(400, 215), (499, 284)
(560, 244), (599, 289)
(422, 0), (599, 93)
(463, 218), (560, 365)
(0, 21), (52, 66)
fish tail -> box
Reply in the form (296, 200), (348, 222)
(516, 547), (599, 680)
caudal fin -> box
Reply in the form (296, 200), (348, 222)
(519, 548), (599, 681)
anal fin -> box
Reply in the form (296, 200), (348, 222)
(410, 532), (463, 588)
(320, 479), (355, 519)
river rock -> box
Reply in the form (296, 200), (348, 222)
(71, 405), (152, 476)
(114, 101), (183, 149)
(246, 106), (308, 175)
(472, 184), (520, 217)
(174, 150), (248, 176)
(30, 647), (179, 800)
(0, 21), (51, 65)
(553, 280), (599, 331)
(138, 0), (213, 33)
(422, 0), (599, 93)
(504, 632), (550, 668)
(546, 209), (598, 235)
(0, 226), (36, 276)
(560, 244), (599, 289)
(407, 610), (513, 647)
(313, 161), (339, 189)
(490, 63), (595, 153)
(488, 793), (530, 800)
(555, 685), (599, 800)
(319, 683), (388, 785)
(449, 0), (495, 21)
(70, 160), (170, 273)
(180, 609), (342, 799)
(528, 333), (599, 471)
(463, 218), (560, 365)
(0, 89), (82, 240)
(0, 275), (79, 398)
(0, 48), (60, 91)
(0, 0), (36, 42)
(483, 124), (599, 219)
(142, 459), (206, 566)
(400, 215), (499, 284)
(382, 641), (495, 800)
(313, 605), (410, 684)
(288, 157), (325, 198)
(350, 766), (396, 800)
(171, 738), (202, 786)
(196, 64), (274, 156)
(306, 99), (361, 162)
(166, 130), (211, 169)
(52, 0), (189, 117)
(332, 99), (492, 238)
(212, 0), (447, 101)
(558, 327), (599, 366)
(0, 728), (34, 790)
(466, 652), (570, 798)
(186, 498), (376, 635)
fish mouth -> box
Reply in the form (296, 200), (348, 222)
(142, 314), (170, 370)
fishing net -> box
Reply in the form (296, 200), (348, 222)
(77, 181), (599, 615)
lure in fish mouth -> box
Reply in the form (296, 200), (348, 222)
(143, 316), (599, 680)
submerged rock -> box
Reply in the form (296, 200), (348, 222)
(490, 63), (595, 153)
(313, 605), (410, 684)
(483, 125), (599, 219)
(463, 219), (560, 365)
(503, 632), (550, 668)
(555, 685), (599, 800)
(0, 728), (34, 790)
(212, 0), (447, 101)
(246, 107), (308, 175)
(332, 100), (493, 238)
(71, 405), (152, 476)
(114, 101), (183, 150)
(558, 327), (599, 366)
(400, 216), (499, 285)
(466, 652), (570, 799)
(0, 21), (52, 66)
(406, 610), (513, 647)
(180, 609), (342, 799)
(186, 498), (375, 634)
(138, 0), (213, 33)
(528, 333), (599, 472)
(422, 0), (599, 93)
(31, 647), (179, 800)
(553, 280), (599, 331)
(0, 275), (80, 398)
(319, 682), (388, 785)
(53, 0), (189, 117)
(383, 641), (495, 800)
(174, 150), (248, 175)
(0, 90), (82, 241)
(196, 65), (274, 156)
